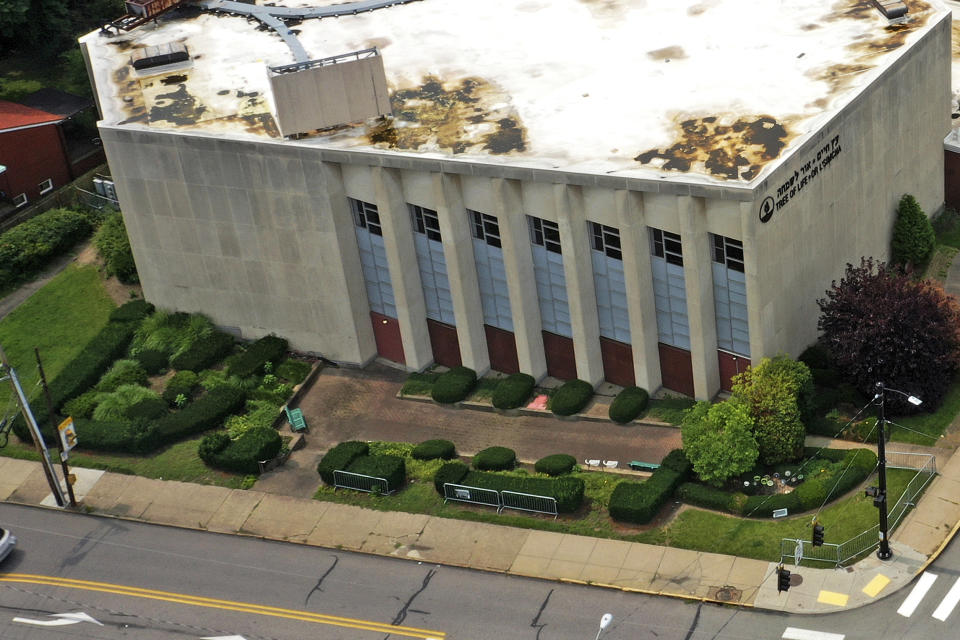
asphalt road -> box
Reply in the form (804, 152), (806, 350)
(0, 503), (959, 640)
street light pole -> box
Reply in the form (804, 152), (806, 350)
(594, 613), (613, 640)
(872, 382), (922, 561)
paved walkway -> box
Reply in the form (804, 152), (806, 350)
(4, 364), (960, 614)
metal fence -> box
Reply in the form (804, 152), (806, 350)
(780, 452), (937, 567)
(501, 491), (558, 519)
(443, 483), (500, 509)
(334, 470), (392, 495)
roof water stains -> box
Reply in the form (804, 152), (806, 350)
(812, 62), (871, 93)
(364, 75), (526, 155)
(647, 45), (687, 60)
(953, 21), (960, 58)
(149, 84), (208, 125)
(635, 115), (792, 181)
(161, 74), (188, 85)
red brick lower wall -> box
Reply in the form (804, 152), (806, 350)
(427, 319), (462, 368)
(484, 325), (519, 373)
(600, 337), (635, 387)
(658, 343), (694, 397)
(542, 331), (577, 380)
(718, 350), (750, 392)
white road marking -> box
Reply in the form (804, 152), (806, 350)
(200, 636), (248, 639)
(782, 627), (845, 640)
(898, 572), (938, 617)
(13, 612), (103, 627)
(932, 577), (960, 621)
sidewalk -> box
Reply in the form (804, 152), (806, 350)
(2, 417), (959, 613)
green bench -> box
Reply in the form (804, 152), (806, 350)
(285, 406), (307, 433)
(629, 461), (660, 472)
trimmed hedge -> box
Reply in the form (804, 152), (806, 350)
(225, 335), (288, 378)
(431, 366), (477, 404)
(677, 483), (748, 515)
(162, 370), (199, 406)
(125, 396), (168, 420)
(608, 387), (649, 424)
(549, 379), (593, 416)
(472, 446), (516, 471)
(347, 455), (406, 492)
(276, 359), (312, 385)
(535, 453), (577, 476)
(152, 385), (246, 446)
(110, 300), (154, 323)
(609, 449), (691, 524)
(491, 373), (536, 410)
(95, 359), (148, 392)
(412, 439), (457, 461)
(434, 460), (469, 493)
(317, 441), (370, 485)
(63, 390), (99, 419)
(458, 471), (585, 513)
(73, 418), (161, 455)
(169, 329), (234, 372)
(0, 208), (94, 288)
(199, 426), (282, 475)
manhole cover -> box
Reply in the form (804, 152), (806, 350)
(711, 586), (742, 602)
(790, 573), (804, 587)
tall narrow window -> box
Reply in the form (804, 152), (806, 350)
(471, 210), (512, 330)
(712, 234), (750, 355)
(649, 227), (689, 350)
(590, 222), (630, 343)
(351, 198), (395, 317)
(529, 216), (570, 337)
(410, 204), (454, 325)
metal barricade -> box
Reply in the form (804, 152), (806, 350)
(333, 470), (391, 495)
(443, 483), (500, 509)
(500, 491), (558, 519)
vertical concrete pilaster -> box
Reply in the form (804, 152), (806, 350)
(616, 189), (662, 392)
(493, 178), (547, 380)
(556, 184), (604, 386)
(433, 172), (490, 374)
(678, 196), (720, 400)
(372, 166), (433, 370)
(740, 200), (768, 363)
(320, 161), (377, 364)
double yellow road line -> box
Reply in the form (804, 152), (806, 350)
(1, 573), (445, 639)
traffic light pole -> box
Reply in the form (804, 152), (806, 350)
(875, 382), (892, 560)
(35, 348), (76, 508)
(0, 346), (66, 507)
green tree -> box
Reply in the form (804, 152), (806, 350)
(0, 0), (30, 40)
(732, 355), (810, 465)
(891, 194), (935, 268)
(681, 399), (758, 487)
(94, 210), (139, 284)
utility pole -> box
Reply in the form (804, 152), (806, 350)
(35, 348), (76, 507)
(0, 345), (66, 507)
(874, 382), (892, 560)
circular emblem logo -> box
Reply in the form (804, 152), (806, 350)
(758, 196), (775, 223)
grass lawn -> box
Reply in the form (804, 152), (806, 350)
(399, 371), (440, 396)
(0, 264), (115, 399)
(635, 469), (917, 562)
(643, 395), (695, 425)
(467, 376), (500, 402)
(888, 377), (960, 445)
(2, 434), (244, 488)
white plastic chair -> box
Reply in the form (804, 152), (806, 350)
(603, 460), (619, 469)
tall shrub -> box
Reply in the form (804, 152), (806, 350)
(818, 258), (960, 412)
(94, 210), (138, 283)
(891, 194), (935, 268)
(680, 399), (758, 486)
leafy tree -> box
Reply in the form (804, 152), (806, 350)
(681, 399), (758, 487)
(0, 0), (30, 40)
(891, 194), (935, 268)
(94, 210), (139, 284)
(818, 258), (960, 413)
(732, 355), (810, 465)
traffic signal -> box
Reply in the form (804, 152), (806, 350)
(812, 523), (825, 547)
(777, 564), (791, 593)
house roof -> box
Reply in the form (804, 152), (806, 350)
(0, 100), (64, 133)
(18, 88), (93, 119)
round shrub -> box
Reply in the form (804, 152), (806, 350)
(110, 299), (155, 323)
(491, 373), (536, 410)
(433, 461), (469, 493)
(549, 379), (593, 416)
(135, 348), (168, 375)
(125, 396), (169, 420)
(198, 432), (230, 459)
(200, 427), (283, 475)
(163, 370), (199, 406)
(93, 385), (161, 421)
(608, 386), (649, 424)
(535, 453), (577, 476)
(472, 446), (516, 471)
(317, 441), (370, 485)
(412, 439), (457, 461)
(96, 359), (148, 392)
(431, 366), (477, 404)
(63, 390), (99, 419)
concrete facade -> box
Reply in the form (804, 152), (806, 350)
(96, 9), (950, 400)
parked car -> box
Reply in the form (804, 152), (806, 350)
(0, 526), (16, 563)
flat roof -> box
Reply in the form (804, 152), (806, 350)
(82, 0), (948, 186)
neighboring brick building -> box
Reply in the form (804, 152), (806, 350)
(81, 0), (950, 399)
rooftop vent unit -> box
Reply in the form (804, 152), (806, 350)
(872, 0), (908, 22)
(267, 48), (392, 138)
(131, 43), (189, 71)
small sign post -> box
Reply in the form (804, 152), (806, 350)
(58, 417), (77, 457)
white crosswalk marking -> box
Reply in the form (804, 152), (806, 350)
(781, 627), (844, 640)
(898, 572), (938, 618)
(932, 577), (960, 621)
